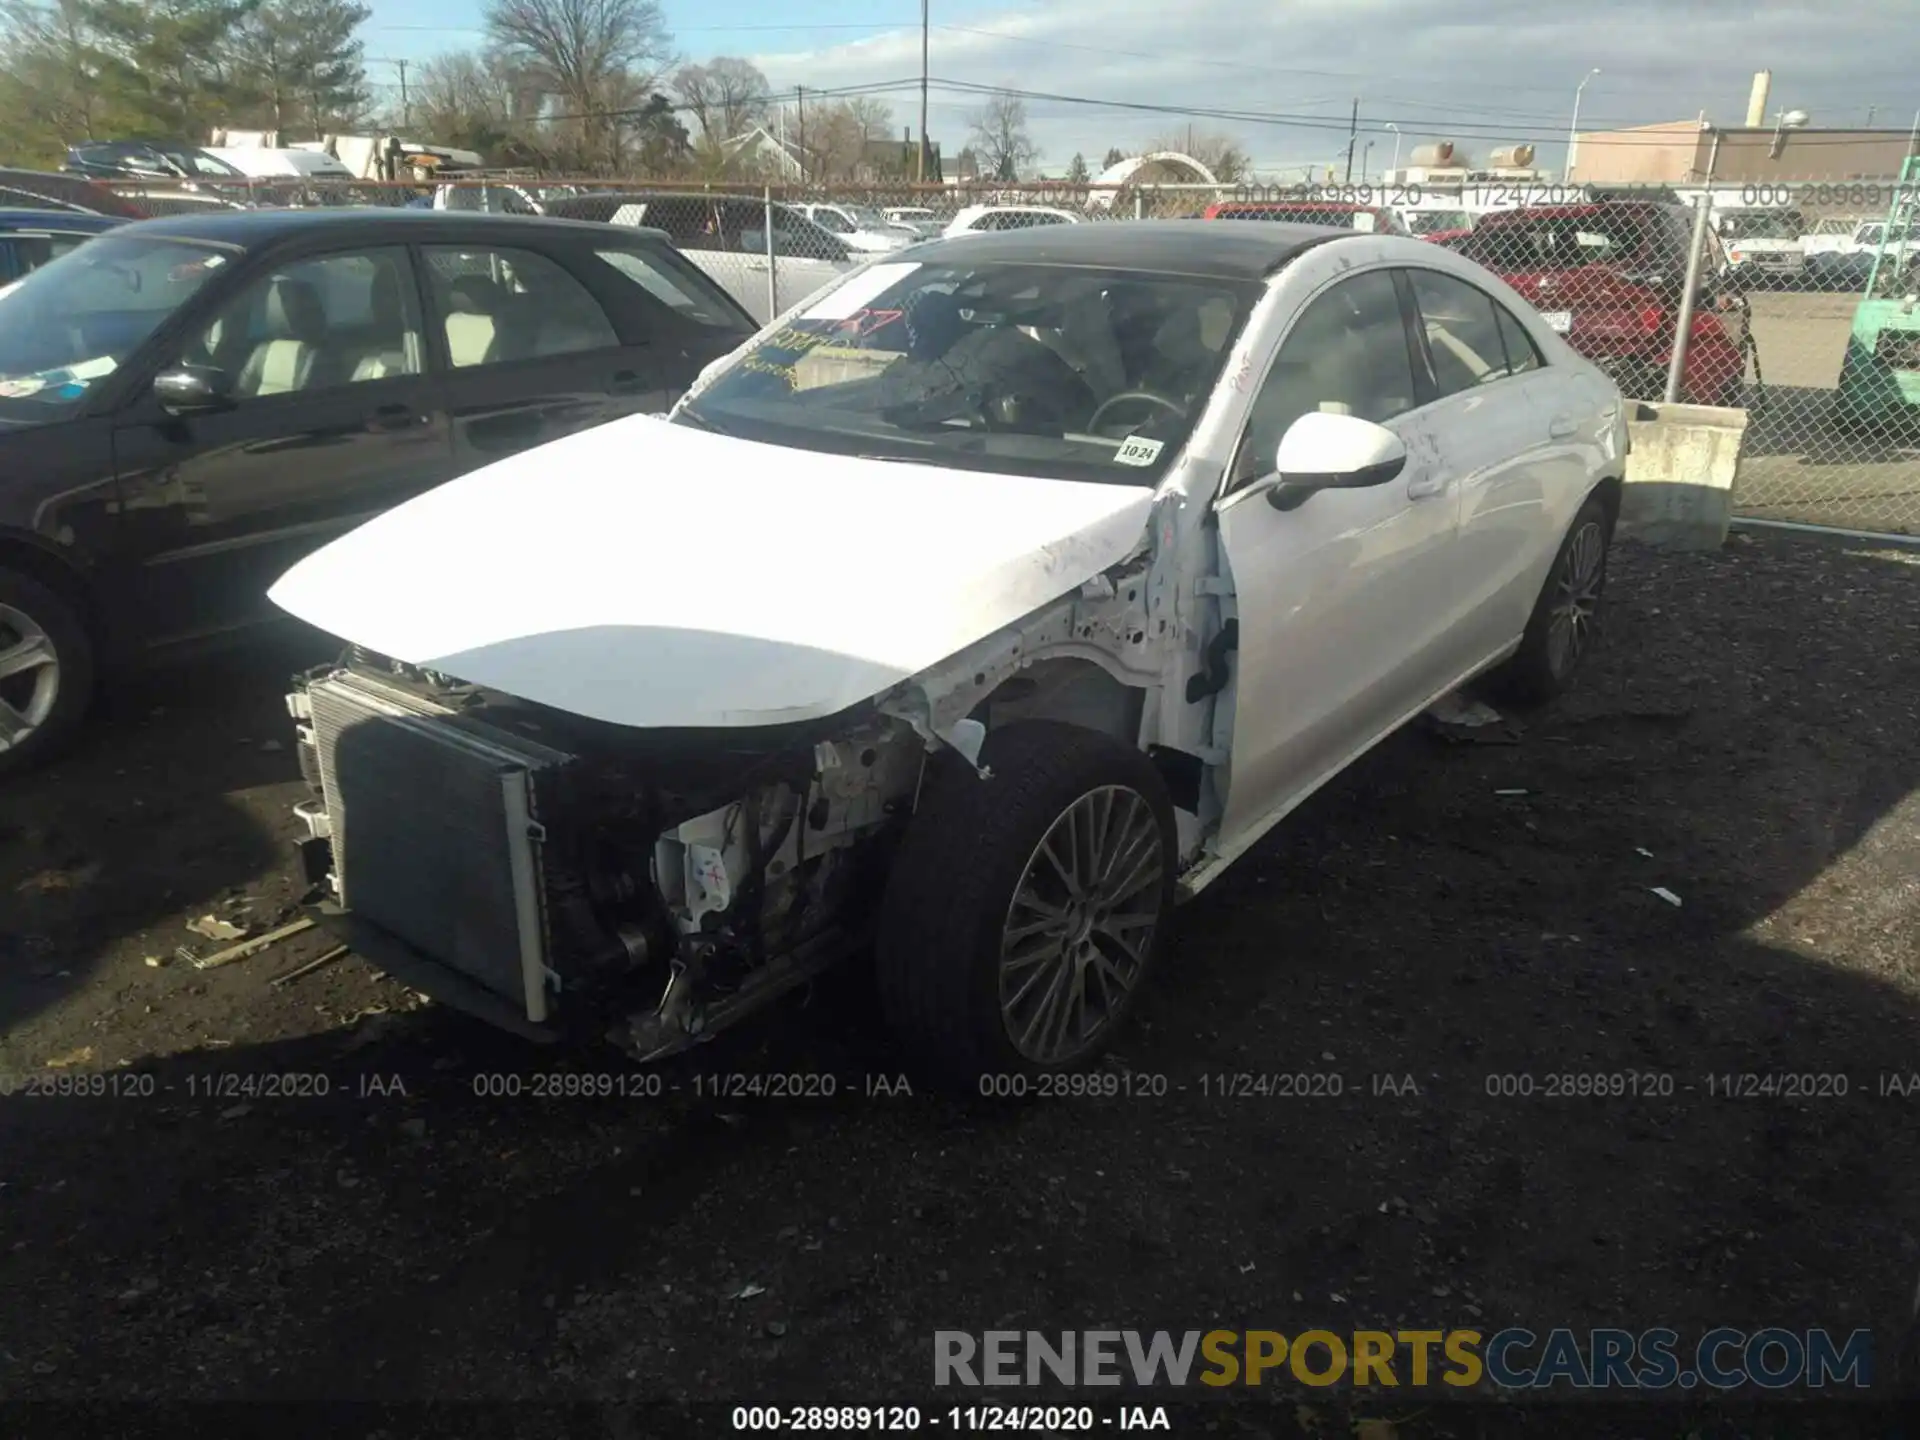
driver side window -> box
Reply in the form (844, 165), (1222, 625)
(1230, 268), (1417, 488)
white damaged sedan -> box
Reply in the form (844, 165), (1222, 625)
(268, 220), (1627, 1089)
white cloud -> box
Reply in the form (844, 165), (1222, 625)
(743, 0), (1920, 175)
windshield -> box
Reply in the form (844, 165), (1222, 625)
(842, 205), (893, 231)
(0, 234), (231, 424)
(1463, 212), (1680, 272)
(1814, 216), (1858, 235)
(1407, 211), (1471, 235)
(1718, 210), (1804, 241)
(677, 259), (1256, 484)
(175, 149), (244, 178)
(810, 208), (856, 234)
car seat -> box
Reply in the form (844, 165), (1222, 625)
(235, 276), (327, 396)
(348, 263), (414, 381)
(442, 273), (503, 367)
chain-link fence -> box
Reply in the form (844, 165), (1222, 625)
(99, 170), (1920, 537)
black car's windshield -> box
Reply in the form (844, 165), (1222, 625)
(677, 259), (1257, 484)
(0, 234), (233, 424)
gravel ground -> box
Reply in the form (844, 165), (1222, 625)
(3, 532), (1919, 1433)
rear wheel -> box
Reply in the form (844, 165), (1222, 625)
(1485, 493), (1612, 708)
(876, 721), (1177, 1095)
(0, 568), (96, 777)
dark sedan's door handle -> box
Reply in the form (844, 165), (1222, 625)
(610, 368), (647, 395)
(368, 403), (431, 432)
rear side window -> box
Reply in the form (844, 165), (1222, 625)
(1407, 269), (1545, 397)
(1495, 307), (1542, 375)
(594, 246), (748, 331)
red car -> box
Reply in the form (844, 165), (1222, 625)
(1456, 202), (1742, 406)
(1201, 199), (1410, 236)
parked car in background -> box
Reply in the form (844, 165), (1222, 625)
(883, 205), (945, 236)
(540, 190), (856, 322)
(796, 202), (912, 253)
(267, 219), (1627, 1086)
(1397, 207), (1475, 242)
(0, 210), (124, 291)
(1805, 216), (1918, 291)
(1203, 199), (1411, 235)
(943, 204), (1082, 236)
(0, 167), (144, 218)
(0, 208), (755, 774)
(1458, 201), (1744, 406)
(1712, 207), (1806, 289)
(205, 146), (356, 181)
(63, 140), (246, 183)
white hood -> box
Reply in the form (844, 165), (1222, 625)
(268, 417), (1156, 730)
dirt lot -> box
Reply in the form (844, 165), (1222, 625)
(3, 532), (1920, 1428)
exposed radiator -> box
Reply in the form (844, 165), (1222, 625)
(306, 671), (573, 1022)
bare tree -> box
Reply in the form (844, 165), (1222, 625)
(672, 55), (768, 146)
(768, 94), (892, 181)
(483, 0), (675, 158)
(965, 89), (1038, 181)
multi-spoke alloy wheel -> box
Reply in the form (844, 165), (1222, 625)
(1546, 519), (1606, 682)
(999, 785), (1166, 1065)
(0, 602), (61, 757)
(877, 721), (1178, 1093)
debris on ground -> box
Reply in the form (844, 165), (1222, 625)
(185, 915), (248, 944)
(187, 917), (317, 971)
(1422, 692), (1521, 746)
(44, 1046), (94, 1069)
(727, 1283), (766, 1301)
(1649, 887), (1683, 907)
(269, 945), (349, 988)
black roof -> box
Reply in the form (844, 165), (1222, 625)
(105, 206), (668, 250)
(0, 209), (125, 232)
(902, 218), (1358, 280)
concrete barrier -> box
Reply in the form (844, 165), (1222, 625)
(1618, 401), (1751, 551)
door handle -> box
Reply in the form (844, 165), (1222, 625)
(1548, 414), (1579, 440)
(610, 369), (646, 395)
(368, 403), (430, 432)
(1407, 471), (1451, 500)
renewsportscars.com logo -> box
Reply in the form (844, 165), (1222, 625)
(932, 1328), (1874, 1391)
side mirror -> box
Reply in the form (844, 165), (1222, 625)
(153, 366), (234, 415)
(1266, 410), (1408, 510)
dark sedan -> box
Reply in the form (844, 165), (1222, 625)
(0, 210), (125, 287)
(0, 207), (757, 772)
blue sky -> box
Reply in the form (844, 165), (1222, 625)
(362, 0), (1920, 178)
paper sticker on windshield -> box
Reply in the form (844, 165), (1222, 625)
(801, 262), (922, 321)
(1114, 434), (1165, 467)
(0, 376), (48, 398)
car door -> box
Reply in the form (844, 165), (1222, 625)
(110, 243), (455, 648)
(419, 239), (656, 470)
(1211, 262), (1468, 842)
(1400, 265), (1594, 656)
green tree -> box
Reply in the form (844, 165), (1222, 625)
(80, 0), (259, 139)
(1065, 151), (1089, 184)
(231, 0), (371, 138)
(1102, 145), (1124, 169)
(0, 0), (111, 163)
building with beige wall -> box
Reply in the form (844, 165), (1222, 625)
(1570, 120), (1918, 186)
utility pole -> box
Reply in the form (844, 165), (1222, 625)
(918, 0), (929, 182)
(371, 58), (411, 131)
(1343, 97), (1358, 182)
(796, 85), (806, 183)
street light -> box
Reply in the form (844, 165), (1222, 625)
(1362, 140), (1374, 182)
(1385, 121), (1401, 177)
(1567, 67), (1600, 181)
(1771, 107), (1811, 159)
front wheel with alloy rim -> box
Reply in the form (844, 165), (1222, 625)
(0, 568), (96, 777)
(876, 720), (1178, 1094)
(1485, 492), (1612, 707)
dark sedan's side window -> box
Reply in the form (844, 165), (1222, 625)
(422, 245), (620, 369)
(183, 248), (425, 399)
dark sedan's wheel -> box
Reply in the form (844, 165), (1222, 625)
(0, 568), (96, 777)
(877, 721), (1177, 1094)
(1486, 494), (1612, 708)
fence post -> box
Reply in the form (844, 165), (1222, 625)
(1663, 180), (1715, 404)
(1134, 190), (1144, 221)
(764, 185), (778, 321)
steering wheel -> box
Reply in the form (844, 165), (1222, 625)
(1088, 389), (1187, 435)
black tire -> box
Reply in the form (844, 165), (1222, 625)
(1484, 493), (1612, 709)
(876, 721), (1177, 1095)
(0, 567), (96, 778)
